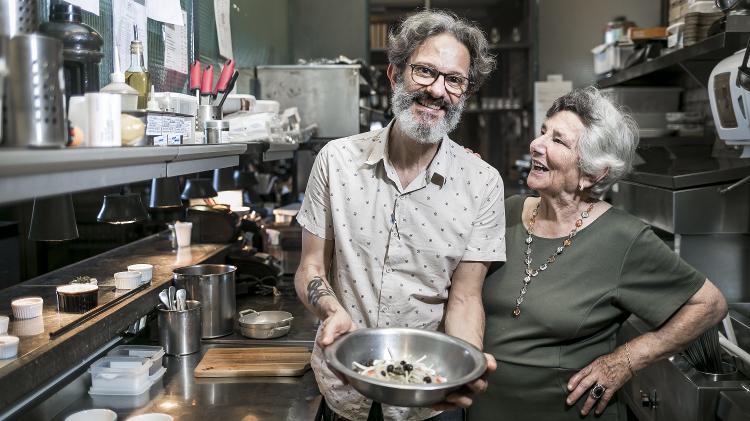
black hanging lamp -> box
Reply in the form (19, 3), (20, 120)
(97, 190), (149, 224)
(149, 177), (183, 208)
(28, 194), (79, 241)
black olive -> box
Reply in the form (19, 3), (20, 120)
(400, 360), (407, 365)
(364, 359), (374, 366)
(404, 364), (413, 371)
(387, 364), (394, 372)
(381, 370), (386, 376)
(423, 376), (432, 383)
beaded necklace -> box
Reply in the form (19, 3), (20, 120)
(511, 200), (596, 318)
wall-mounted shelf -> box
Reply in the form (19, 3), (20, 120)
(0, 144), (246, 205)
(597, 29), (750, 88)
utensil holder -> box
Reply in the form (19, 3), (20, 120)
(5, 34), (66, 148)
(196, 105), (222, 137)
(157, 300), (201, 355)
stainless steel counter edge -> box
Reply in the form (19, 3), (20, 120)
(0, 236), (232, 412)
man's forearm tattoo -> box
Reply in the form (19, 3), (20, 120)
(307, 276), (337, 307)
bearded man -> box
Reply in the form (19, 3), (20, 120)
(295, 10), (506, 421)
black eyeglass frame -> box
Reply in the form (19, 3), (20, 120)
(407, 63), (472, 96)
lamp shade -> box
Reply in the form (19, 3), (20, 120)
(213, 167), (238, 191)
(149, 177), (183, 208)
(181, 178), (217, 200)
(28, 194), (79, 241)
(97, 193), (149, 224)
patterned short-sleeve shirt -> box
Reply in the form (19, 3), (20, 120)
(297, 121), (506, 421)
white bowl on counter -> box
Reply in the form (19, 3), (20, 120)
(114, 271), (142, 290)
(11, 297), (43, 320)
(127, 264), (153, 284)
(0, 316), (8, 334)
(0, 335), (19, 359)
(65, 408), (117, 421)
(126, 413), (173, 421)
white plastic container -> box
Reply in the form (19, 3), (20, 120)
(0, 335), (19, 359)
(127, 264), (153, 284)
(11, 297), (43, 319)
(89, 356), (153, 395)
(151, 92), (198, 116)
(107, 345), (165, 377)
(114, 271), (142, 290)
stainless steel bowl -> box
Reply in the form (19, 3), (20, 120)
(324, 328), (486, 407)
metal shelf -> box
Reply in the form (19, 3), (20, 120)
(0, 144), (246, 205)
(597, 30), (750, 88)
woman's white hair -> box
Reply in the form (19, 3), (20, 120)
(546, 86), (640, 195)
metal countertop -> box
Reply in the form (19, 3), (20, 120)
(42, 283), (323, 420)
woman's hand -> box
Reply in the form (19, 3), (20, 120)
(317, 307), (357, 347)
(431, 353), (497, 410)
(565, 348), (632, 416)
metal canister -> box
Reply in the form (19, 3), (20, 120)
(5, 34), (67, 148)
(172, 264), (236, 338)
(204, 119), (230, 144)
(158, 300), (201, 355)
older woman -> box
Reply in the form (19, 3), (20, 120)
(468, 87), (728, 420)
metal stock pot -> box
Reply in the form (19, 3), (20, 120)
(238, 308), (294, 339)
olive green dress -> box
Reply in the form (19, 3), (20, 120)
(468, 195), (705, 420)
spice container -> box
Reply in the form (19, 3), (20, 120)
(56, 284), (99, 313)
(204, 119), (230, 144)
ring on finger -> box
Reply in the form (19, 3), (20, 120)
(589, 383), (606, 400)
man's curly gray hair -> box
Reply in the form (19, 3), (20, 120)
(387, 10), (496, 93)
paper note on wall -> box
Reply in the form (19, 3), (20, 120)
(65, 0), (99, 15)
(214, 0), (233, 59)
(146, 0), (183, 26)
(534, 75), (572, 136)
(163, 10), (188, 74)
(113, 0), (148, 75)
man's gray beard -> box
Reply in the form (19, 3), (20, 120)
(391, 79), (465, 144)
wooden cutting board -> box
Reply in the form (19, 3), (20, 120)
(194, 347), (312, 377)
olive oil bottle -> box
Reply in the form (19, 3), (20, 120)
(124, 26), (150, 109)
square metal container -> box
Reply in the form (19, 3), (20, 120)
(256, 65), (361, 139)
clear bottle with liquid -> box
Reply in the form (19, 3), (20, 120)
(124, 26), (150, 109)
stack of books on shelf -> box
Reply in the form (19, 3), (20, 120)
(370, 22), (389, 50)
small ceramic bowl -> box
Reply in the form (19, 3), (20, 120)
(127, 264), (153, 284)
(0, 316), (8, 334)
(65, 408), (117, 421)
(114, 271), (142, 290)
(126, 413), (173, 421)
(0, 335), (19, 359)
(11, 297), (43, 320)
(57, 284), (99, 313)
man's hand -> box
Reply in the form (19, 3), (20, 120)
(431, 353), (496, 410)
(317, 307), (357, 347)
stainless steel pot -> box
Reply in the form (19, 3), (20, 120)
(173, 264), (236, 338)
(238, 308), (293, 339)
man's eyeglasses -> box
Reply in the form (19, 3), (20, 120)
(408, 63), (471, 96)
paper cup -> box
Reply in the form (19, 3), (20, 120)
(174, 222), (192, 248)
(11, 297), (43, 319)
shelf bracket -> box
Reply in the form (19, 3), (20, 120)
(678, 60), (717, 87)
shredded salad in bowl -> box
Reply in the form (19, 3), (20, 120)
(352, 354), (447, 385)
